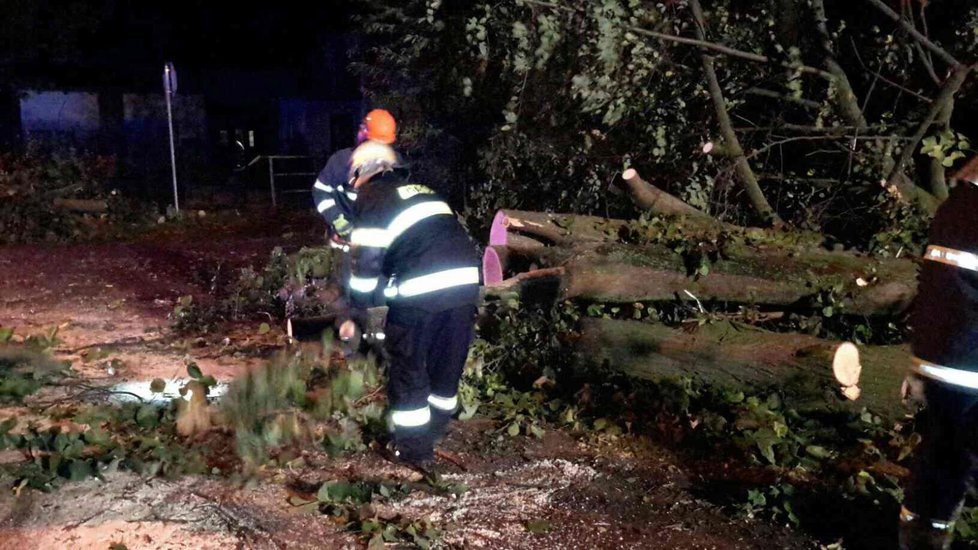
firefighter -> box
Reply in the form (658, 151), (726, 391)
(338, 141), (480, 468)
(311, 109), (398, 245)
(900, 156), (978, 550)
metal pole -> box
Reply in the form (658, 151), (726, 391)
(268, 157), (277, 207)
(164, 76), (179, 212)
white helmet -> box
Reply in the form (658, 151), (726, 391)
(349, 141), (401, 188)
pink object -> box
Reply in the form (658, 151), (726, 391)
(489, 210), (509, 246)
(482, 247), (504, 286)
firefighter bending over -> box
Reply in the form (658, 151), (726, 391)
(338, 141), (480, 468)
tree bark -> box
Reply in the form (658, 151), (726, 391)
(572, 318), (910, 418)
(690, 0), (781, 226)
(490, 209), (628, 247)
(488, 240), (916, 315)
(811, 0), (869, 129)
(620, 169), (716, 221)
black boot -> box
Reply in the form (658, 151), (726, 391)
(429, 408), (454, 446)
(899, 507), (954, 550)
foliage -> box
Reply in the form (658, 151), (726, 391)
(171, 246), (339, 333)
(354, 0), (978, 244)
(0, 146), (156, 244)
(220, 339), (386, 469)
(0, 326), (72, 403)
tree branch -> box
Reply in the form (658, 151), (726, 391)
(744, 87), (822, 109)
(864, 0), (961, 67)
(850, 41), (934, 104)
(626, 26), (834, 80)
(810, 0), (868, 128)
(928, 99), (954, 200)
(690, 0), (780, 226)
(885, 65), (973, 213)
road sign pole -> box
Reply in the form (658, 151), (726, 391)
(164, 63), (179, 212)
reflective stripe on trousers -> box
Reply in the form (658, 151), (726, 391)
(428, 394), (458, 411)
(391, 406), (430, 428)
(925, 245), (978, 272)
(912, 356), (978, 390)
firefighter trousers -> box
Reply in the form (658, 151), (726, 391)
(383, 303), (476, 464)
(904, 376), (978, 522)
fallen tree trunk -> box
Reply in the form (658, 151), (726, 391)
(486, 241), (917, 315)
(572, 318), (909, 418)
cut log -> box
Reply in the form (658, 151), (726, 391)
(572, 318), (910, 418)
(618, 170), (824, 247)
(491, 209), (627, 246)
(505, 241), (916, 315)
(621, 169), (715, 221)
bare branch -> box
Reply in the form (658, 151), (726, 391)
(690, 0), (781, 225)
(627, 26), (834, 80)
(864, 0), (961, 67)
(744, 87), (822, 109)
(850, 40), (934, 103)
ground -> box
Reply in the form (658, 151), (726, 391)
(0, 212), (819, 549)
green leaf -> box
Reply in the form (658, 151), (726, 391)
(149, 378), (166, 393)
(68, 459), (94, 481)
(0, 416), (16, 435)
(187, 363), (203, 379)
(0, 327), (13, 343)
(198, 375), (218, 388)
(507, 422), (520, 437)
(258, 322), (271, 335)
(367, 534), (385, 550)
(458, 402), (479, 421)
(805, 445), (832, 459)
(135, 404), (158, 428)
(526, 519), (552, 534)
(529, 424), (545, 438)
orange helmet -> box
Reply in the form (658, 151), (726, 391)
(363, 109), (397, 144)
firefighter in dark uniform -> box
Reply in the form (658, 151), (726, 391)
(311, 109), (398, 245)
(900, 157), (978, 550)
(338, 141), (480, 467)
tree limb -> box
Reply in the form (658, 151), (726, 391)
(928, 99), (954, 200)
(850, 41), (934, 104)
(690, 0), (780, 226)
(810, 0), (868, 128)
(885, 65), (973, 213)
(626, 25), (834, 80)
(745, 87), (822, 109)
(864, 0), (961, 67)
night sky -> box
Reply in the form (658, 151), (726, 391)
(0, 1), (357, 96)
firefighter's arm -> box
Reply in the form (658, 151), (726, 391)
(312, 157), (355, 239)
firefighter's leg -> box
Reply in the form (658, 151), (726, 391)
(384, 306), (435, 465)
(900, 380), (978, 550)
(426, 305), (477, 445)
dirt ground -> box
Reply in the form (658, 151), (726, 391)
(0, 214), (820, 549)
